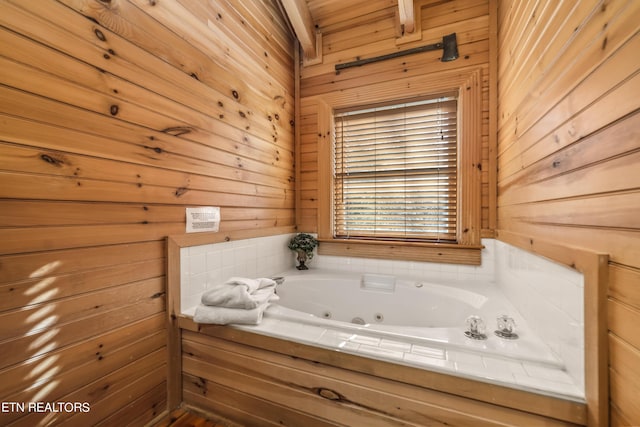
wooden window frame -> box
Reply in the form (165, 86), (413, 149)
(317, 69), (483, 265)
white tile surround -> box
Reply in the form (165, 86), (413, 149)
(494, 240), (585, 391)
(180, 234), (294, 313)
(180, 235), (585, 401)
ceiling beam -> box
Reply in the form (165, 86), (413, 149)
(398, 0), (415, 34)
(279, 0), (317, 59)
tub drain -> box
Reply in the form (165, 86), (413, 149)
(351, 317), (366, 325)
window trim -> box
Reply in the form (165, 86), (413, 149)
(316, 69), (483, 265)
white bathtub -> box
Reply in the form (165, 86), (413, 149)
(188, 269), (585, 401)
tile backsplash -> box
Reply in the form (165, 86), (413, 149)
(180, 233), (295, 312)
(313, 239), (496, 283)
(181, 236), (497, 313)
(494, 240), (584, 390)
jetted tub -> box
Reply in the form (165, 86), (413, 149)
(188, 269), (585, 401)
(265, 270), (560, 365)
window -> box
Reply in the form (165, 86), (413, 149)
(334, 95), (458, 242)
(316, 70), (482, 265)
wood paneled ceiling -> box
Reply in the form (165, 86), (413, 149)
(305, 0), (398, 31)
(279, 0), (412, 59)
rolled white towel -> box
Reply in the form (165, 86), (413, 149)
(225, 277), (276, 292)
(201, 277), (277, 309)
(193, 300), (275, 325)
(201, 284), (278, 309)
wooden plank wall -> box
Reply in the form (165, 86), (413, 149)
(298, 0), (494, 236)
(180, 324), (586, 427)
(495, 0), (640, 425)
(0, 0), (294, 425)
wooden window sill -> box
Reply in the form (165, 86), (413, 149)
(318, 238), (482, 266)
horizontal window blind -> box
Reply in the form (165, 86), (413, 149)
(334, 96), (458, 242)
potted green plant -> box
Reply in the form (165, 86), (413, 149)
(288, 233), (319, 270)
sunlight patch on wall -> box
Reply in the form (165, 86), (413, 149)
(26, 304), (56, 325)
(23, 277), (56, 296)
(27, 355), (61, 382)
(27, 329), (59, 353)
(31, 380), (61, 405)
(29, 261), (62, 278)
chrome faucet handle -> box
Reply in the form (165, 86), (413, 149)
(464, 315), (487, 340)
(495, 315), (518, 339)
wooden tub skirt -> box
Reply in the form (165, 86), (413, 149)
(173, 317), (586, 427)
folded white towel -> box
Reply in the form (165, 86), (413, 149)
(201, 277), (277, 309)
(193, 301), (272, 325)
(201, 284), (278, 309)
(225, 277), (276, 293)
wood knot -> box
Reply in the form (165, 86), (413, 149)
(40, 153), (65, 167)
(162, 126), (193, 136)
(231, 90), (239, 99)
(94, 28), (106, 41)
(174, 187), (188, 197)
(316, 388), (342, 401)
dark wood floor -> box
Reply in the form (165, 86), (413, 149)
(152, 408), (238, 427)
